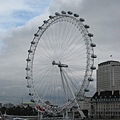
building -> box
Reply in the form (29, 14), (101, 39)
(90, 60), (120, 118)
(97, 60), (120, 92)
(91, 90), (120, 119)
(3, 103), (14, 108)
(22, 102), (36, 108)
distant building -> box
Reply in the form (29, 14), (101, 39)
(91, 90), (120, 119)
(97, 60), (120, 92)
(90, 60), (120, 118)
(22, 102), (36, 108)
(44, 101), (51, 106)
(3, 103), (14, 108)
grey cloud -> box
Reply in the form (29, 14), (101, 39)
(0, 0), (120, 104)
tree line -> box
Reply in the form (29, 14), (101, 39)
(0, 105), (37, 116)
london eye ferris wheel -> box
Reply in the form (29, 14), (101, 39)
(25, 11), (97, 115)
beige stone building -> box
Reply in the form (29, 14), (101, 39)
(91, 90), (120, 119)
(90, 60), (120, 119)
(97, 60), (120, 92)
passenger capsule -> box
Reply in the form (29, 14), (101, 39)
(31, 41), (35, 44)
(30, 99), (35, 102)
(55, 12), (60, 16)
(25, 76), (30, 79)
(68, 11), (73, 15)
(90, 43), (96, 47)
(84, 25), (90, 29)
(43, 20), (47, 24)
(88, 77), (94, 81)
(25, 67), (30, 71)
(79, 18), (85, 22)
(34, 33), (39, 37)
(74, 13), (79, 17)
(88, 33), (93, 37)
(91, 54), (97, 58)
(38, 26), (42, 30)
(28, 50), (32, 53)
(84, 89), (90, 92)
(91, 66), (96, 70)
(26, 58), (31, 62)
(27, 85), (31, 88)
(61, 11), (66, 14)
(29, 93), (33, 96)
(49, 16), (54, 19)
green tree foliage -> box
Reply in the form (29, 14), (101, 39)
(0, 105), (37, 116)
(0, 106), (6, 114)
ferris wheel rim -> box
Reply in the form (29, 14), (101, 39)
(25, 11), (96, 113)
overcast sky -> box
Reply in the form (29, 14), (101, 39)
(0, 0), (120, 105)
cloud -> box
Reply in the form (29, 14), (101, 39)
(0, 0), (50, 32)
(49, 0), (83, 13)
(0, 0), (120, 105)
(49, 0), (120, 63)
(0, 0), (50, 104)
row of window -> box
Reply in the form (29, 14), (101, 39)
(96, 111), (120, 115)
(92, 98), (120, 102)
(97, 107), (120, 110)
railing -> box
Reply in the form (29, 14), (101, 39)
(38, 118), (82, 120)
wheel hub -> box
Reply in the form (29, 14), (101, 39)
(52, 61), (68, 68)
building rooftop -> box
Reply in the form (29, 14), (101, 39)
(91, 90), (120, 99)
(98, 60), (120, 66)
